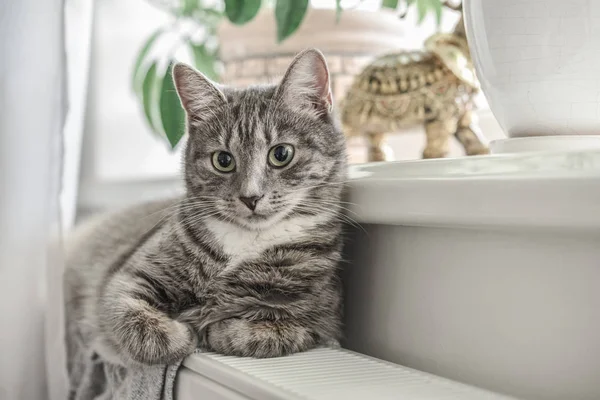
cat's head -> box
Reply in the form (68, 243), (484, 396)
(173, 49), (347, 230)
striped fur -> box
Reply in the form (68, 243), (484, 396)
(64, 49), (347, 367)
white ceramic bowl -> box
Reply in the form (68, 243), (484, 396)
(490, 135), (600, 154)
(464, 0), (600, 138)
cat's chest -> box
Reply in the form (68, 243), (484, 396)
(205, 215), (324, 268)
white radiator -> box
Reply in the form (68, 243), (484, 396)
(175, 348), (519, 399)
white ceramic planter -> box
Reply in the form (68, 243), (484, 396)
(464, 0), (600, 139)
(490, 135), (600, 154)
(218, 8), (406, 60)
(218, 8), (407, 91)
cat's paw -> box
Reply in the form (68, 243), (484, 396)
(206, 318), (316, 358)
(114, 300), (198, 365)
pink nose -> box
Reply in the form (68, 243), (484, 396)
(239, 196), (261, 211)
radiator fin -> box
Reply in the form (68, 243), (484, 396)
(184, 348), (518, 399)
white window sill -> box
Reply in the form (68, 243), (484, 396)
(78, 147), (600, 232)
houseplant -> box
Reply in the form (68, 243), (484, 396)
(464, 0), (600, 153)
(134, 0), (448, 149)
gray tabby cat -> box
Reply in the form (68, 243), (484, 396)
(64, 49), (347, 367)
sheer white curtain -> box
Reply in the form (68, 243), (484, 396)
(0, 0), (71, 399)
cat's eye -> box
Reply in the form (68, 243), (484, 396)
(212, 151), (235, 172)
(268, 144), (295, 168)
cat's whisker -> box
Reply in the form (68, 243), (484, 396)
(305, 199), (361, 215)
(294, 203), (366, 234)
(181, 207), (222, 228)
(301, 198), (362, 218)
(141, 196), (226, 223)
(140, 206), (183, 237)
(141, 202), (183, 221)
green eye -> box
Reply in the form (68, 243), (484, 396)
(212, 151), (235, 172)
(268, 144), (295, 168)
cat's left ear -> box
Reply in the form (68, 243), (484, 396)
(275, 48), (333, 117)
(172, 62), (227, 121)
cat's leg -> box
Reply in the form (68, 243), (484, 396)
(455, 109), (489, 156)
(203, 285), (342, 357)
(98, 271), (197, 365)
(203, 255), (343, 358)
(205, 318), (318, 358)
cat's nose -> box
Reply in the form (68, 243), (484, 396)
(239, 195), (262, 211)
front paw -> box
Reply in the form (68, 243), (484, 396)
(206, 318), (317, 358)
(114, 304), (198, 365)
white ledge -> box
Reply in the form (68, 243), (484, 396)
(78, 150), (600, 231)
(347, 150), (600, 230)
(179, 348), (514, 400)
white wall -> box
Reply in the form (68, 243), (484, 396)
(0, 0), (66, 398)
(62, 0), (94, 230)
(80, 0), (182, 185)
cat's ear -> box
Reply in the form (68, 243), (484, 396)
(172, 63), (227, 118)
(275, 49), (333, 117)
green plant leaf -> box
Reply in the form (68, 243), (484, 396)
(275, 0), (308, 42)
(225, 0), (262, 25)
(132, 29), (162, 95)
(428, 0), (442, 25)
(159, 64), (186, 148)
(182, 0), (200, 16)
(190, 43), (219, 81)
(193, 7), (225, 24)
(382, 0), (399, 9)
(200, 8), (225, 19)
(416, 0), (428, 23)
(410, 0), (442, 25)
(335, 0), (343, 22)
(141, 62), (162, 136)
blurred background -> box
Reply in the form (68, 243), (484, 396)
(75, 0), (504, 222)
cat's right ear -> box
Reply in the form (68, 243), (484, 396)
(172, 63), (227, 119)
